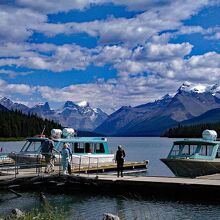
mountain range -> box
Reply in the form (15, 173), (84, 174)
(95, 82), (220, 136)
(0, 97), (108, 131)
(2, 82), (220, 136)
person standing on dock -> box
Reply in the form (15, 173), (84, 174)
(116, 145), (126, 177)
(67, 144), (73, 174)
(61, 143), (70, 175)
(41, 137), (56, 173)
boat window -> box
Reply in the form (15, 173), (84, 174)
(181, 145), (197, 156)
(181, 145), (190, 156)
(20, 141), (29, 152)
(216, 147), (220, 158)
(22, 141), (42, 152)
(95, 143), (105, 153)
(189, 145), (197, 155)
(85, 143), (92, 153)
(74, 142), (84, 153)
(170, 145), (180, 156)
(199, 145), (213, 156)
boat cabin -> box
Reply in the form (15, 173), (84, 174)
(20, 136), (110, 155)
(9, 128), (114, 164)
(53, 137), (110, 155)
(168, 139), (220, 160)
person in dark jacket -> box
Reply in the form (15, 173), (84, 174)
(116, 145), (126, 177)
(41, 137), (56, 173)
(66, 144), (73, 174)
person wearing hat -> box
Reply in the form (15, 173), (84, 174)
(116, 145), (126, 177)
(61, 143), (70, 174)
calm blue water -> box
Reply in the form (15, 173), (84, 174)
(1, 137), (220, 220)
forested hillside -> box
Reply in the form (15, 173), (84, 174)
(163, 123), (220, 138)
(0, 110), (61, 138)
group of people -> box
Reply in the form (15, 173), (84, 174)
(41, 137), (126, 177)
(41, 137), (72, 174)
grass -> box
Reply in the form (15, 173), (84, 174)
(17, 207), (66, 220)
(7, 193), (67, 220)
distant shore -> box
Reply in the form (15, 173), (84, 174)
(0, 137), (26, 142)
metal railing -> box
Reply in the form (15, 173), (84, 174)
(0, 153), (101, 179)
(69, 155), (99, 177)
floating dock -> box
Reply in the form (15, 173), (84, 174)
(2, 167), (220, 201)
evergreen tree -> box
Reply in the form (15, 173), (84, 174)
(0, 110), (62, 138)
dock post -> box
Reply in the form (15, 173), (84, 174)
(96, 158), (99, 178)
(59, 152), (61, 175)
(36, 154), (38, 175)
(14, 154), (18, 178)
(88, 156), (90, 177)
(78, 156), (81, 176)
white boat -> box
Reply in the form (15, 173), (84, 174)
(161, 130), (220, 177)
(9, 128), (115, 166)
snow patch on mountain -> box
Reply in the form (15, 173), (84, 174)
(77, 101), (89, 107)
(178, 82), (207, 93)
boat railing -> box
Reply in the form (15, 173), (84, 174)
(0, 152), (102, 179)
(70, 155), (99, 177)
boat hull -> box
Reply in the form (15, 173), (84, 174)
(9, 152), (115, 166)
(161, 158), (220, 178)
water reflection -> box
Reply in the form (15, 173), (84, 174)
(1, 192), (220, 220)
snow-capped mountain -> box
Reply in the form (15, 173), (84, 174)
(52, 101), (108, 131)
(95, 82), (220, 136)
(30, 102), (54, 117)
(0, 97), (30, 113)
(0, 98), (108, 131)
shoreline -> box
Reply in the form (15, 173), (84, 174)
(0, 137), (26, 142)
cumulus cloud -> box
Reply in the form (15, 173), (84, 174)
(0, 43), (92, 72)
(33, 0), (212, 46)
(36, 75), (179, 113)
(0, 6), (46, 43)
(0, 69), (33, 77)
(0, 79), (35, 96)
(0, 0), (220, 112)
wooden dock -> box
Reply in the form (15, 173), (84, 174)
(2, 166), (220, 201)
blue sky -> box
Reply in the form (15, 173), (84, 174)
(0, 0), (220, 113)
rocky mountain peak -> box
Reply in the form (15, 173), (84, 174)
(0, 97), (13, 107)
(177, 82), (207, 94)
(63, 101), (77, 109)
(33, 102), (50, 110)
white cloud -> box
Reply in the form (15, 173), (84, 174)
(0, 0), (220, 112)
(16, 0), (98, 13)
(36, 75), (179, 113)
(0, 69), (33, 77)
(0, 79), (35, 96)
(36, 0), (212, 46)
(0, 43), (92, 72)
(0, 6), (46, 43)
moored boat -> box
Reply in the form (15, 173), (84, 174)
(0, 153), (14, 165)
(9, 128), (115, 165)
(161, 130), (220, 178)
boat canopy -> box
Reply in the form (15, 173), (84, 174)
(168, 138), (220, 160)
(22, 136), (109, 154)
(173, 138), (220, 145)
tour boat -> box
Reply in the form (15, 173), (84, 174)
(0, 153), (13, 165)
(9, 128), (115, 165)
(161, 130), (220, 178)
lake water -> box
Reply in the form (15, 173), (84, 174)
(1, 137), (220, 219)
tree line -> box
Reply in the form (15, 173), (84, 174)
(0, 110), (61, 138)
(163, 122), (220, 138)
